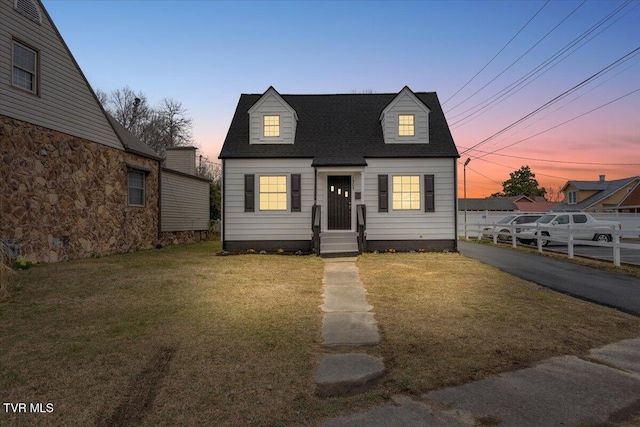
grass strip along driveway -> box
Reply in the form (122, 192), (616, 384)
(2, 242), (640, 426)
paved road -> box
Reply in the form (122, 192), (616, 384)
(458, 240), (640, 315)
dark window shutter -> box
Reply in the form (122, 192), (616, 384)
(424, 174), (435, 212)
(291, 174), (301, 212)
(378, 175), (388, 212)
(244, 174), (254, 212)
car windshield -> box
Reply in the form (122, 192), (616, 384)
(496, 215), (517, 224)
(536, 214), (556, 224)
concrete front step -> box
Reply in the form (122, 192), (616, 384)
(315, 353), (385, 397)
(320, 232), (359, 256)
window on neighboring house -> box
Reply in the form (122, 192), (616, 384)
(259, 175), (287, 210)
(392, 175), (420, 210)
(567, 190), (577, 204)
(12, 40), (38, 94)
(398, 114), (415, 136)
(128, 169), (145, 207)
(263, 115), (280, 137)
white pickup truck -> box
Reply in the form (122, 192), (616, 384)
(517, 212), (621, 246)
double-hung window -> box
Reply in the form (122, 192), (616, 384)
(128, 169), (145, 207)
(392, 175), (420, 210)
(263, 115), (280, 137)
(567, 190), (577, 204)
(12, 40), (38, 94)
(259, 176), (287, 211)
(398, 114), (415, 136)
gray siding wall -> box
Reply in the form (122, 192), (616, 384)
(161, 170), (210, 232)
(0, 1), (122, 149)
(381, 92), (429, 144)
(249, 92), (296, 144)
(164, 148), (196, 175)
(224, 159), (313, 241)
(363, 158), (456, 241)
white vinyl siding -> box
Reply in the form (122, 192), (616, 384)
(0, 1), (123, 149)
(364, 158), (455, 241)
(248, 89), (296, 144)
(380, 90), (429, 144)
(164, 148), (196, 175)
(224, 159), (313, 241)
(161, 170), (210, 232)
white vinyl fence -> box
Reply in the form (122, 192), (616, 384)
(458, 211), (640, 267)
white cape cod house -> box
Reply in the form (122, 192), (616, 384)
(219, 86), (460, 255)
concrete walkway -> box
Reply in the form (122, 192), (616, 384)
(322, 337), (640, 426)
(315, 257), (385, 397)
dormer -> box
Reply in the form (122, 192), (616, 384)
(379, 86), (430, 144)
(248, 87), (298, 144)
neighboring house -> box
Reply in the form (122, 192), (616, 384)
(160, 147), (211, 243)
(555, 175), (640, 213)
(0, 0), (209, 263)
(458, 197), (517, 212)
(508, 195), (555, 213)
(219, 86), (460, 254)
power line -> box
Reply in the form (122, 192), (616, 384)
(446, 0), (587, 114)
(475, 86), (640, 158)
(448, 0), (636, 127)
(457, 146), (640, 166)
(442, 0), (550, 106)
(459, 47), (640, 156)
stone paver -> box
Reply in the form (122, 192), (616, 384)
(588, 337), (640, 377)
(322, 312), (380, 346)
(423, 355), (640, 427)
(321, 286), (372, 312)
(315, 353), (385, 397)
(315, 257), (384, 397)
(322, 395), (472, 427)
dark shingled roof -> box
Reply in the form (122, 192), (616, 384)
(219, 92), (459, 164)
(106, 114), (162, 161)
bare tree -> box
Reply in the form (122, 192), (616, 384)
(98, 87), (194, 156)
(546, 186), (565, 203)
(157, 98), (193, 149)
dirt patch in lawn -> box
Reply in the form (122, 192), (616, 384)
(96, 346), (177, 427)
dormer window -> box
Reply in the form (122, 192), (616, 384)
(263, 115), (280, 137)
(567, 190), (577, 204)
(398, 114), (415, 136)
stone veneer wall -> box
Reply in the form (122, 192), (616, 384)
(1, 115), (160, 262)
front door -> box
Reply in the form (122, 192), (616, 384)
(327, 176), (351, 230)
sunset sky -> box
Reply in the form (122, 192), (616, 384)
(44, 0), (640, 198)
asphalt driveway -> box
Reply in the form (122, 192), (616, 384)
(458, 240), (640, 315)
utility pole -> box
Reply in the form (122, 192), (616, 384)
(464, 158), (471, 239)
